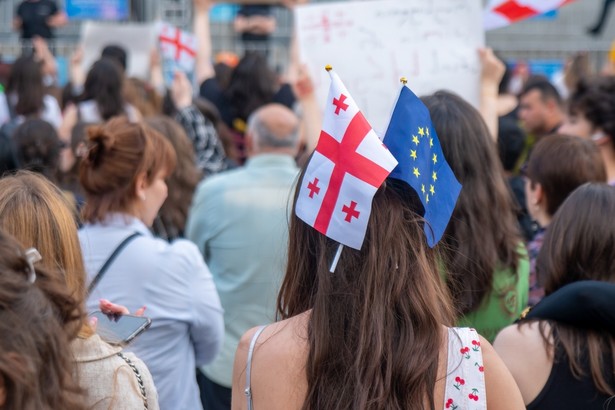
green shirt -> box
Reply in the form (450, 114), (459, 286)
(457, 245), (530, 342)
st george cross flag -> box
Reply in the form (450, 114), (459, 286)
(158, 23), (197, 72)
(295, 69), (398, 250)
(383, 85), (461, 248)
(484, 0), (577, 30)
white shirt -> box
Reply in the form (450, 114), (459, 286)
(79, 213), (224, 410)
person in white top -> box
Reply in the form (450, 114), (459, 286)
(232, 176), (525, 410)
(78, 117), (224, 410)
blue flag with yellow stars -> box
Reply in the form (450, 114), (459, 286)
(382, 85), (461, 247)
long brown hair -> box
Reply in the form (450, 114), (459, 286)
(145, 116), (202, 240)
(79, 117), (176, 223)
(535, 183), (615, 395)
(422, 91), (523, 316)
(0, 229), (85, 409)
(0, 171), (91, 338)
(278, 175), (454, 410)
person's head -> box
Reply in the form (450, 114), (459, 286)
(524, 134), (606, 226)
(245, 103), (300, 157)
(226, 51), (276, 121)
(145, 116), (201, 239)
(12, 119), (62, 182)
(518, 77), (565, 136)
(497, 116), (527, 173)
(534, 183), (615, 396)
(0, 172), (87, 310)
(0, 229), (84, 409)
(6, 54), (44, 116)
(100, 44), (127, 73)
(124, 77), (161, 117)
(421, 91), (522, 318)
(81, 59), (125, 121)
(79, 117), (176, 227)
(560, 76), (615, 149)
(278, 174), (453, 409)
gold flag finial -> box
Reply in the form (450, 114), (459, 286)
(325, 64), (333, 72)
(400, 77), (408, 85)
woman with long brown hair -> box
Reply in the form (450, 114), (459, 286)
(495, 183), (615, 409)
(422, 91), (530, 342)
(0, 171), (159, 409)
(231, 173), (524, 409)
(0, 229), (84, 410)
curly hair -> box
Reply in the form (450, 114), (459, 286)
(568, 76), (615, 139)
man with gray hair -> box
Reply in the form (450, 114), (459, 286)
(186, 103), (301, 410)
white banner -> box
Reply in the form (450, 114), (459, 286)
(295, 0), (484, 134)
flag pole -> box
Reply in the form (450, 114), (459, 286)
(329, 244), (344, 273)
(400, 77), (408, 85)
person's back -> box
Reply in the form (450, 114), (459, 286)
(187, 104), (300, 409)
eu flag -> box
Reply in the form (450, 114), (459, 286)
(383, 86), (461, 247)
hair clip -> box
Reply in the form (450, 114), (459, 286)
(24, 248), (42, 284)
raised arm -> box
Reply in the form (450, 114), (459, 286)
(194, 0), (215, 86)
(478, 48), (505, 143)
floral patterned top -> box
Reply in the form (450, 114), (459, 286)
(444, 328), (486, 410)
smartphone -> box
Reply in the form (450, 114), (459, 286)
(89, 311), (152, 345)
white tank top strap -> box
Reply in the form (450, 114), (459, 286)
(443, 327), (487, 410)
(245, 325), (268, 410)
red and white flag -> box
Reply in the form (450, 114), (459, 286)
(484, 0), (576, 30)
(158, 23), (197, 72)
(295, 70), (398, 250)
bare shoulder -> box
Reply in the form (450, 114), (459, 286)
(492, 322), (552, 405)
(232, 315), (308, 410)
(477, 335), (526, 410)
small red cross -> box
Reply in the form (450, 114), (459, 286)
(332, 94), (349, 115)
(160, 27), (196, 60)
(342, 201), (360, 222)
(307, 178), (321, 198)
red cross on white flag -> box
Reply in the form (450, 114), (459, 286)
(295, 69), (398, 250)
(158, 23), (197, 72)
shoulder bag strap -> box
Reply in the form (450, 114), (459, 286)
(87, 232), (141, 295)
(117, 351), (148, 409)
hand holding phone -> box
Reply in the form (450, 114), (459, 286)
(89, 310), (152, 345)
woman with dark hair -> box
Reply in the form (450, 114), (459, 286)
(77, 58), (140, 123)
(78, 117), (223, 410)
(422, 91), (529, 342)
(145, 115), (202, 241)
(194, 0), (296, 165)
(12, 118), (62, 182)
(3, 54), (62, 129)
(495, 183), (615, 409)
(231, 175), (524, 409)
(559, 75), (615, 185)
(522, 134), (606, 305)
(0, 230), (85, 410)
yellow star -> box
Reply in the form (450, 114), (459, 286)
(421, 184), (425, 194)
(426, 127), (430, 136)
(418, 127), (425, 137)
(410, 149), (417, 160)
(425, 194), (430, 203)
(429, 185), (435, 195)
(413, 167), (420, 178)
(432, 153), (437, 164)
(429, 138), (433, 148)
(412, 135), (419, 146)
(432, 171), (437, 182)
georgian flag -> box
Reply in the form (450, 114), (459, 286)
(295, 70), (398, 250)
(484, 0), (576, 30)
(158, 23), (197, 72)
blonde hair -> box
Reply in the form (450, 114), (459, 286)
(0, 171), (92, 337)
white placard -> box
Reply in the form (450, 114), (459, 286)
(81, 21), (158, 80)
(295, 0), (484, 134)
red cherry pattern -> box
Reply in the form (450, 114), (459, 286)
(445, 398), (453, 408)
(460, 347), (470, 354)
(468, 393), (479, 401)
(471, 340), (480, 347)
(454, 376), (465, 385)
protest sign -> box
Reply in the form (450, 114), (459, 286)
(295, 0), (484, 134)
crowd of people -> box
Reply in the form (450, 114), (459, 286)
(1, 0), (615, 409)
